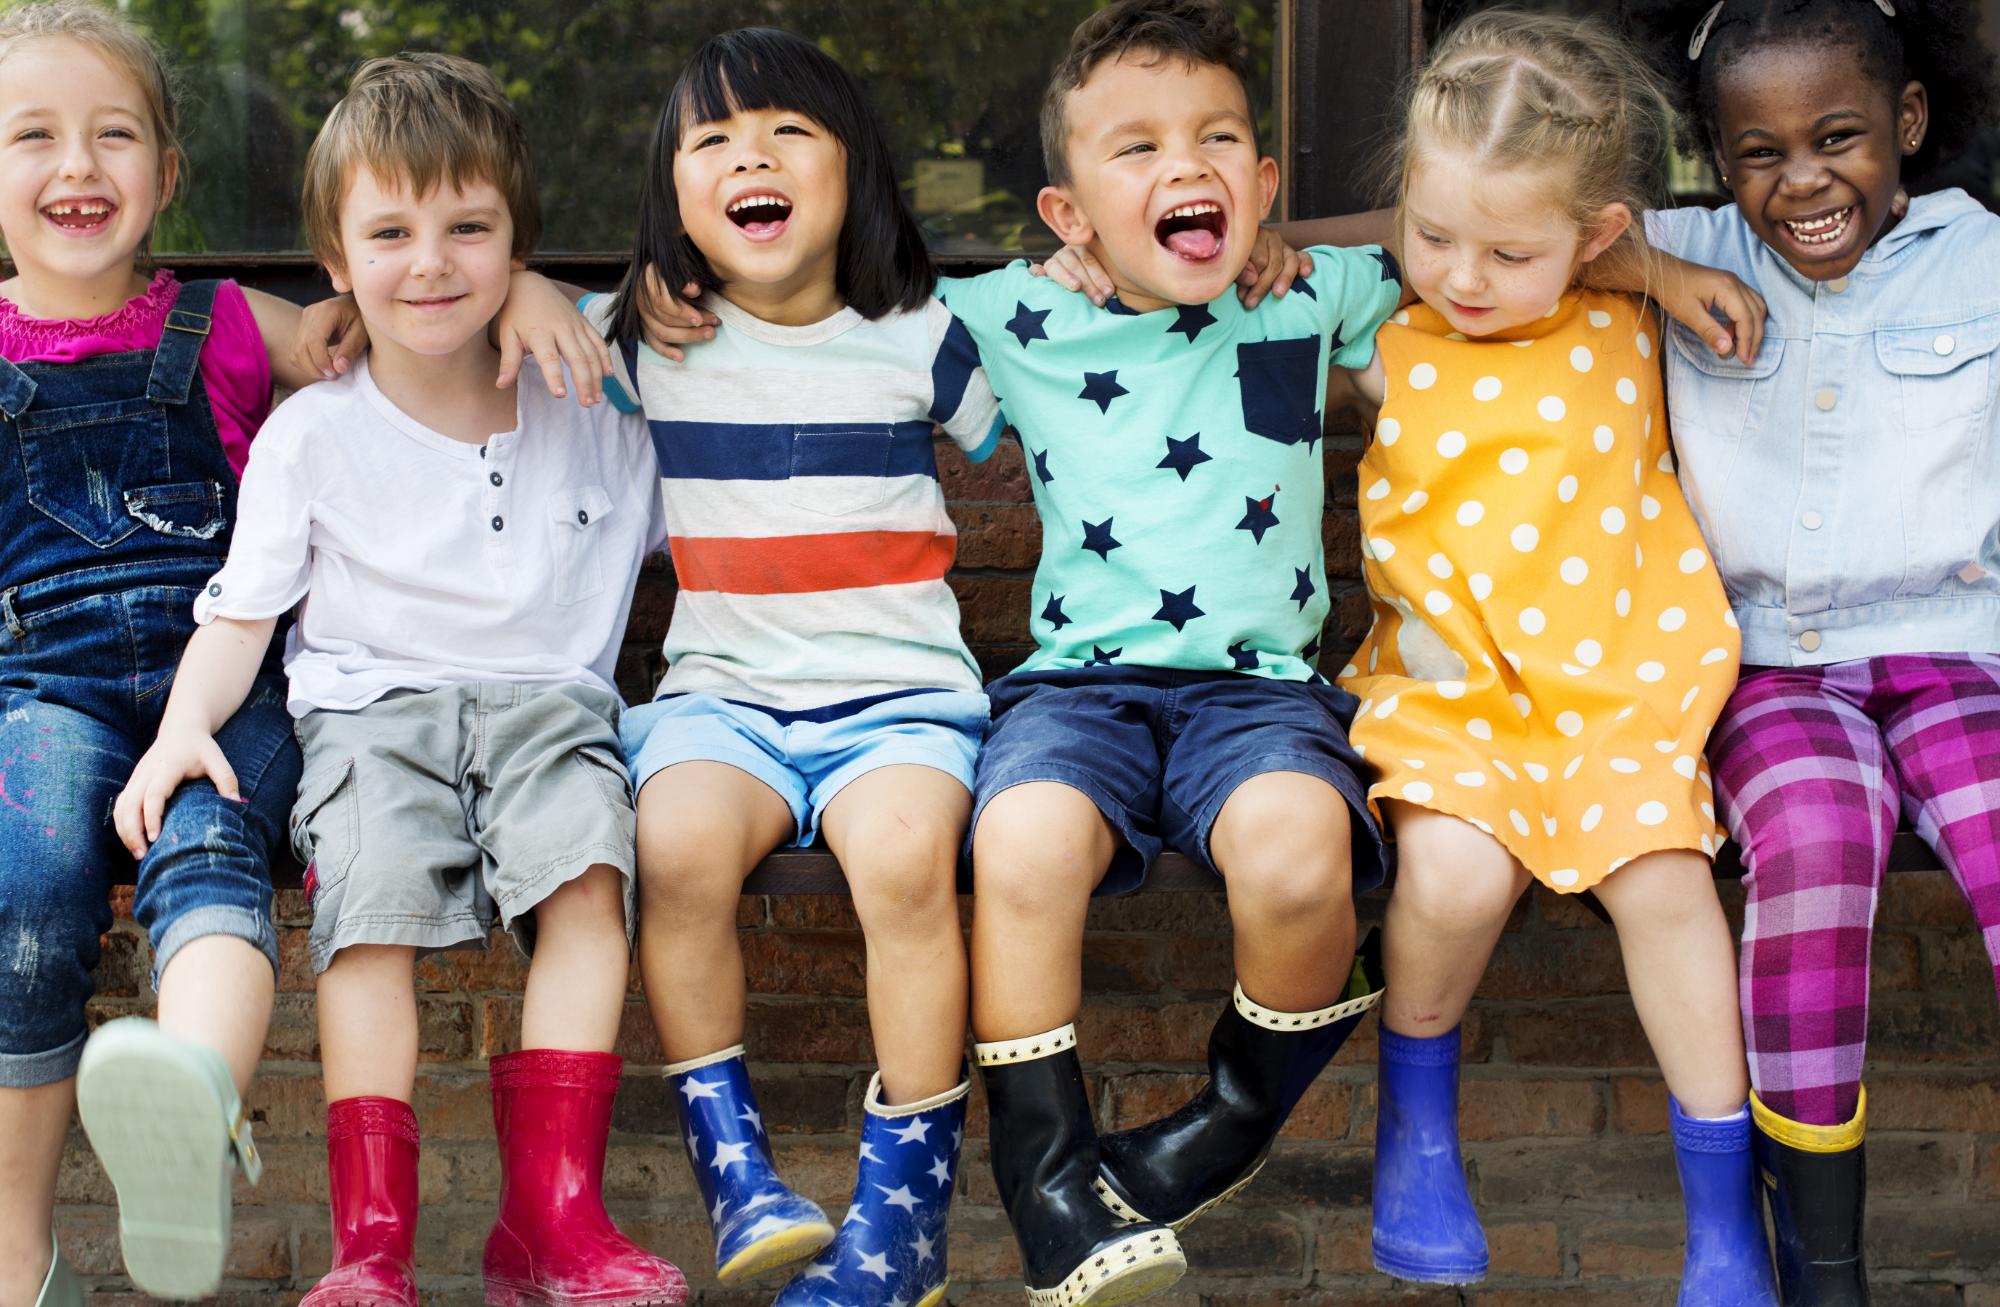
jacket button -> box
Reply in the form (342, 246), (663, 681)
(1814, 388), (1838, 411)
(1935, 334), (1956, 356)
(207, 583), (221, 596)
(491, 515), (504, 532)
(1799, 630), (1822, 653)
(1802, 511), (1823, 530)
(577, 509), (589, 525)
(489, 471), (503, 487)
(1824, 277), (1849, 293)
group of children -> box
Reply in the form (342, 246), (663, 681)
(0, 0), (1995, 1305)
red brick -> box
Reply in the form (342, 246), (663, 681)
(1611, 1075), (1669, 1135)
(1870, 930), (1924, 992)
(1322, 508), (1362, 578)
(1976, 1139), (2000, 1199)
(744, 997), (878, 1064)
(1079, 1000), (1221, 1063)
(1163, 933), (1237, 994)
(1968, 1284), (2000, 1306)
(1487, 1218), (1562, 1277)
(1572, 1214), (1690, 1279)
(1880, 870), (1977, 929)
(1502, 1001), (1653, 1068)
(1458, 1077), (1605, 1140)
(1477, 932), (1628, 999)
(738, 930), (869, 997)
(765, 895), (862, 930)
(940, 438), (1029, 503)
(1474, 1290), (1678, 1306)
(1920, 930), (2000, 992)
(953, 505), (1042, 570)
(1311, 1210), (1374, 1273)
(1081, 934), (1166, 995)
(1868, 1074), (2000, 1132)
(947, 575), (1034, 644)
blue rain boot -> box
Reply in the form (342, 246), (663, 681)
(1370, 1025), (1487, 1284)
(775, 1072), (969, 1307)
(1672, 1097), (1781, 1306)
(668, 1045), (835, 1284)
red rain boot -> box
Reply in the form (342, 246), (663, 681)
(483, 1049), (688, 1307)
(300, 1097), (420, 1307)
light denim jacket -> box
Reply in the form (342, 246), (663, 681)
(1647, 190), (2000, 667)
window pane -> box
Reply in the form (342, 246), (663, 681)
(133, 0), (1279, 257)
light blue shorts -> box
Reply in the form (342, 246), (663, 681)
(621, 689), (989, 845)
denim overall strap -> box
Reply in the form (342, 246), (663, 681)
(0, 356), (35, 420)
(146, 278), (220, 405)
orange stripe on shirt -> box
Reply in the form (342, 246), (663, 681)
(670, 530), (957, 596)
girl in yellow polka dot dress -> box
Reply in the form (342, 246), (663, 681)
(1323, 12), (1781, 1303)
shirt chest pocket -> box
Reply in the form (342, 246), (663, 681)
(1878, 316), (2000, 439)
(1236, 337), (1324, 445)
(548, 485), (614, 605)
(1665, 322), (1785, 443)
(787, 425), (895, 517)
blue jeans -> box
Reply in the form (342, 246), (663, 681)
(0, 569), (297, 1088)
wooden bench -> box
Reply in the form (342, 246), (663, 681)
(106, 831), (1943, 892)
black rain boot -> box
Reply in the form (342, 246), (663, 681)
(976, 1024), (1185, 1307)
(1094, 930), (1384, 1230)
(1753, 1090), (1870, 1306)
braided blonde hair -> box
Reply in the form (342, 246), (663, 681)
(1392, 9), (1673, 274)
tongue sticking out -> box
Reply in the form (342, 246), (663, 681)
(1165, 227), (1221, 260)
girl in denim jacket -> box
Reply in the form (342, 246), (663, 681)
(1632, 2), (2000, 1300)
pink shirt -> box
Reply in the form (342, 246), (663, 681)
(0, 269), (272, 476)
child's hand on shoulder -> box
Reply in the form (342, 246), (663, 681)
(1661, 263), (1768, 366)
(1030, 227), (1316, 310)
(114, 727), (239, 859)
(290, 295), (369, 382)
(636, 267), (720, 362)
(493, 270), (614, 405)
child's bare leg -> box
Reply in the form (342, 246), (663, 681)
(1591, 849), (1748, 1116)
(522, 865), (629, 1052)
(0, 1083), (73, 1302)
(820, 765), (969, 1103)
(155, 935), (274, 1095)
(636, 763), (793, 1062)
(317, 944), (420, 1102)
(969, 781), (1115, 1039)
(1211, 771), (1357, 1009)
(1381, 801), (1532, 1037)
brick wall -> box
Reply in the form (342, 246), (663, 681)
(60, 422), (2000, 1303)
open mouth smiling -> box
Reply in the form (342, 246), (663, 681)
(1155, 201), (1226, 262)
(727, 192), (793, 239)
(42, 198), (115, 233)
(1778, 206), (1855, 250)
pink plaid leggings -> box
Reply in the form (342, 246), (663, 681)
(1709, 653), (2000, 1127)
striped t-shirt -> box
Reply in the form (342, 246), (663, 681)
(587, 292), (1002, 713)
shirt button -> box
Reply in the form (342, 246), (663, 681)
(1935, 334), (1956, 356)
(1802, 510), (1823, 530)
(479, 446), (487, 459)
(207, 582), (221, 596)
(1814, 388), (1838, 411)
(1799, 630), (1822, 653)
(1825, 277), (1849, 293)
(491, 515), (504, 532)
(489, 471), (503, 487)
(577, 509), (589, 525)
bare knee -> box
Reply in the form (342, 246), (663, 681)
(841, 813), (960, 932)
(1216, 784), (1356, 924)
(537, 864), (628, 935)
(1389, 811), (1526, 935)
(637, 811), (764, 921)
(972, 784), (1111, 918)
(1596, 850), (1726, 932)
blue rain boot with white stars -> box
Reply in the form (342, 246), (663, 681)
(775, 1072), (969, 1307)
(667, 1045), (835, 1284)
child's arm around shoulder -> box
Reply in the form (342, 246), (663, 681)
(924, 298), (1004, 464)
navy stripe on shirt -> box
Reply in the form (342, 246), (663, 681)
(928, 314), (982, 427)
(649, 419), (942, 482)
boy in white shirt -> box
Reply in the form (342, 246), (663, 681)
(116, 53), (682, 1307)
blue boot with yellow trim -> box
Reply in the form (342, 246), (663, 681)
(1753, 1090), (1870, 1306)
(668, 1045), (835, 1284)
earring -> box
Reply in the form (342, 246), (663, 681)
(1908, 137), (1920, 148)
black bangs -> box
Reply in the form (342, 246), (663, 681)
(605, 26), (935, 347)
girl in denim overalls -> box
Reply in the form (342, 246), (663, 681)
(1634, 1), (2000, 1300)
(0, 5), (364, 1301)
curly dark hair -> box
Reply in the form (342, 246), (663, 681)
(1623, 0), (1999, 193)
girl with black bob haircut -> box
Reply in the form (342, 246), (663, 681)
(1617, 5), (2000, 1306)
(603, 24), (933, 341)
(576, 23), (1007, 1307)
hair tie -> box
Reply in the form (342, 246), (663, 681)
(1691, 0), (1894, 62)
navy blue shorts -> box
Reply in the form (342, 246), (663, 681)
(968, 666), (1388, 895)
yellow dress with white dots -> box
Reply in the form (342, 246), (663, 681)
(1338, 291), (1739, 892)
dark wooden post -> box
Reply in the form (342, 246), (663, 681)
(1287, 0), (1423, 220)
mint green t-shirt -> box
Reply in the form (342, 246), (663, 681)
(940, 245), (1401, 681)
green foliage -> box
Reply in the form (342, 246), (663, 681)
(123, 0), (1277, 256)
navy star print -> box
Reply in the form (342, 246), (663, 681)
(1006, 301), (1051, 348)
(1228, 640), (1260, 671)
(1041, 594), (1071, 630)
(1156, 434), (1211, 481)
(1293, 276), (1318, 301)
(1236, 489), (1280, 544)
(1033, 447), (1054, 485)
(1079, 370), (1129, 414)
(1302, 633), (1323, 664)
(1084, 645), (1122, 668)
(1371, 248), (1400, 282)
(1168, 303), (1216, 343)
(1291, 566), (1317, 610)
(1081, 518), (1121, 560)
(1153, 586), (1205, 632)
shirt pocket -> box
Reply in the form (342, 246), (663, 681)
(1879, 316), (2000, 437)
(1236, 337), (1324, 445)
(1877, 317), (2000, 596)
(289, 756), (359, 890)
(1665, 322), (1785, 441)
(786, 424), (894, 517)
(548, 485), (615, 606)
(124, 479), (227, 540)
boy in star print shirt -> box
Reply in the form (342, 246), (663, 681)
(937, 2), (1398, 1301)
